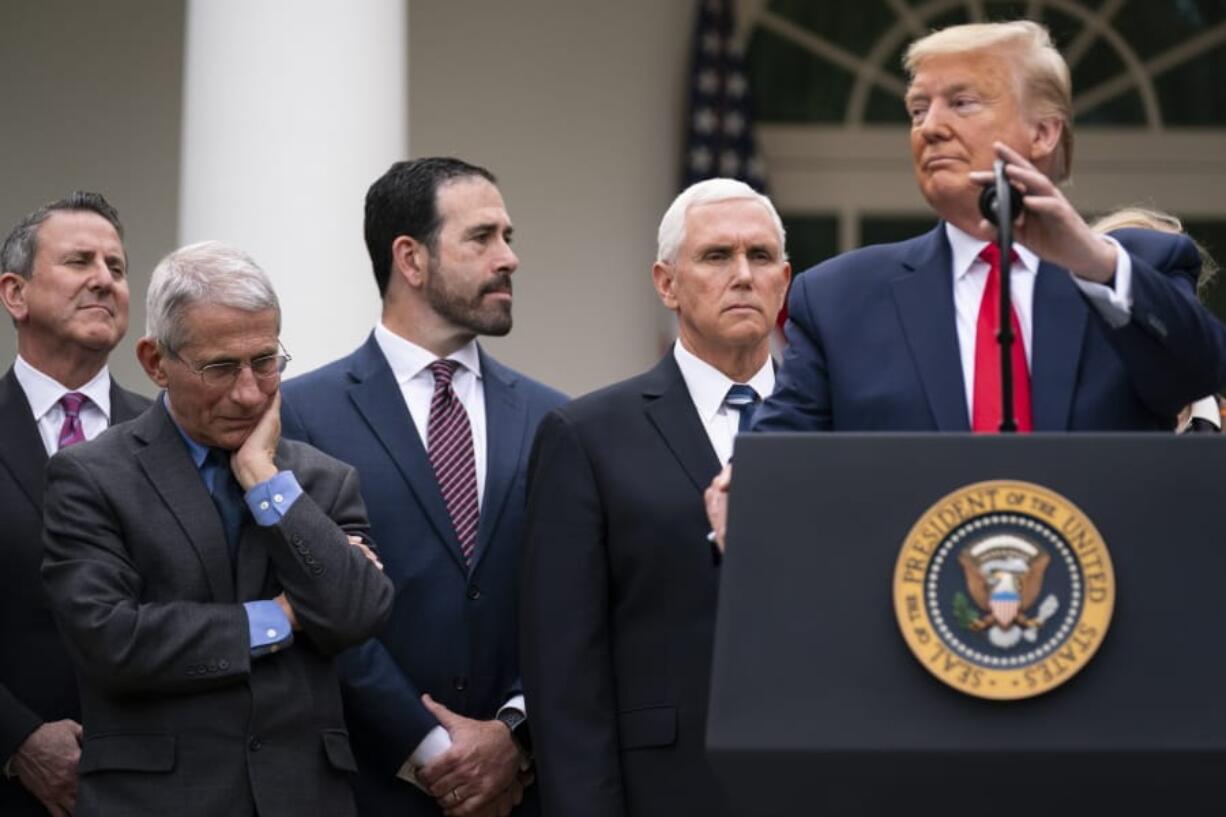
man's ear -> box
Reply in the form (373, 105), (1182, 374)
(136, 337), (170, 388)
(0, 272), (29, 323)
(1029, 116), (1062, 166)
(391, 236), (428, 290)
(652, 261), (679, 311)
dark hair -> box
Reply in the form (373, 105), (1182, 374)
(364, 157), (497, 297)
(1, 191), (125, 278)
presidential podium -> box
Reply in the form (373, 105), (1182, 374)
(707, 434), (1226, 815)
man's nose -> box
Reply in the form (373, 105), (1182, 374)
(86, 259), (116, 292)
(919, 101), (951, 141)
(228, 365), (265, 405)
(497, 237), (518, 275)
(730, 253), (753, 284)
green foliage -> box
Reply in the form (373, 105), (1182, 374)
(952, 591), (978, 630)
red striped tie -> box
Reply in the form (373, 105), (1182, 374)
(426, 360), (479, 565)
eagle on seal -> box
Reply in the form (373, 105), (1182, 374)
(959, 534), (1051, 631)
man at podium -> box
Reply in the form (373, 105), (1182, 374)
(708, 20), (1226, 548)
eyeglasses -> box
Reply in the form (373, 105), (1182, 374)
(172, 344), (292, 388)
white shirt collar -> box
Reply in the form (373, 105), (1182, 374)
(672, 339), (775, 422)
(373, 323), (483, 384)
(945, 222), (1040, 282)
(13, 355), (112, 422)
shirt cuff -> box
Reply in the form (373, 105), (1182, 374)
(243, 600), (293, 657)
(396, 725), (453, 789)
(497, 695), (526, 719)
(244, 471), (303, 525)
(1189, 396), (1222, 428)
(1072, 235), (1133, 328)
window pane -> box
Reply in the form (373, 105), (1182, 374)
(781, 215), (839, 273)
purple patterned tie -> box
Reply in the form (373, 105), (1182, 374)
(426, 360), (479, 566)
(57, 392), (89, 449)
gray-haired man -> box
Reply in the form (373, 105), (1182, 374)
(0, 192), (149, 817)
(41, 241), (393, 817)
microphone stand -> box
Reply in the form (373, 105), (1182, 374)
(983, 159), (1018, 433)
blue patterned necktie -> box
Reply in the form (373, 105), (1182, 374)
(724, 384), (760, 432)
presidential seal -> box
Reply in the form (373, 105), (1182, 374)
(892, 480), (1114, 700)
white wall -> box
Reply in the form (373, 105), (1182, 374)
(0, 0), (185, 394)
(408, 1), (695, 397)
(1, 1), (695, 399)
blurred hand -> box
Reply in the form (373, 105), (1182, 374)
(419, 694), (520, 817)
(273, 592), (301, 631)
(704, 464), (733, 554)
(11, 720), (82, 817)
(968, 142), (1116, 284)
(347, 534), (383, 570)
(232, 391), (282, 489)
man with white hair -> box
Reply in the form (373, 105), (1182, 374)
(520, 178), (790, 816)
(40, 241), (393, 817)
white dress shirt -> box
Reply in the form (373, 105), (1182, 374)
(673, 339), (776, 465)
(373, 323), (487, 509)
(946, 223), (1134, 418)
(372, 324), (525, 782)
(13, 356), (113, 455)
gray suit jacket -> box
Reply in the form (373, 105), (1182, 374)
(41, 399), (394, 817)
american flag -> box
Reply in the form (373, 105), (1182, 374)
(681, 0), (767, 192)
(681, 0), (788, 341)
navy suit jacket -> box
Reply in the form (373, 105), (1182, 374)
(522, 353), (735, 817)
(0, 368), (148, 817)
(754, 225), (1226, 432)
(281, 334), (565, 816)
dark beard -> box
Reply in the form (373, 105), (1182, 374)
(424, 262), (513, 337)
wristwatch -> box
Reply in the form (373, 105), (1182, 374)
(496, 707), (533, 763)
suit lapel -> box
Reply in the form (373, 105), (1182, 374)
(0, 367), (49, 511)
(472, 349), (526, 573)
(345, 336), (468, 573)
(890, 226), (970, 430)
(109, 380), (150, 423)
(642, 355), (721, 495)
(1030, 261), (1088, 431)
(133, 401), (236, 602)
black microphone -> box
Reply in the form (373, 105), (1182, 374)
(978, 176), (1023, 226)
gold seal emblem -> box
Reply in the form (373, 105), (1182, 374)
(892, 480), (1114, 700)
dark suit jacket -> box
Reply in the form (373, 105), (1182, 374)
(281, 335), (566, 816)
(521, 354), (734, 817)
(0, 367), (148, 816)
(40, 399), (394, 817)
(754, 225), (1226, 431)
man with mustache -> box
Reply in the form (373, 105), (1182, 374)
(40, 241), (393, 816)
(0, 192), (149, 817)
(521, 178), (790, 816)
(282, 157), (565, 817)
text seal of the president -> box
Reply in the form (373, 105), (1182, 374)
(892, 480), (1114, 700)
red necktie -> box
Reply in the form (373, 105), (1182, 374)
(57, 392), (89, 449)
(972, 244), (1032, 432)
(426, 360), (479, 566)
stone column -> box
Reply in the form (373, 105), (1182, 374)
(179, 0), (407, 372)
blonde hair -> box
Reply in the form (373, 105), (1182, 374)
(1090, 206), (1219, 296)
(904, 20), (1074, 182)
